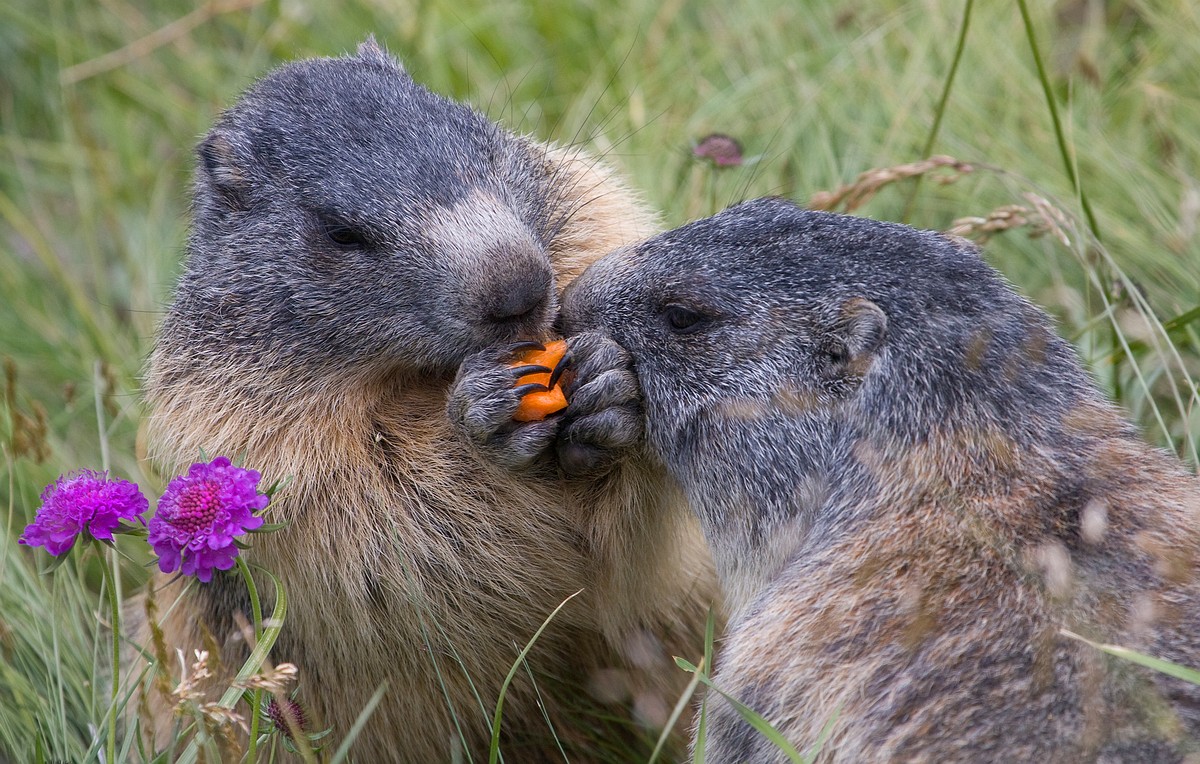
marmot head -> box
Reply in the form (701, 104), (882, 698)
(172, 39), (564, 378)
(564, 197), (1094, 476)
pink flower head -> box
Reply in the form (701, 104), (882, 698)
(20, 470), (149, 555)
(266, 696), (309, 741)
(147, 457), (268, 583)
(692, 133), (744, 167)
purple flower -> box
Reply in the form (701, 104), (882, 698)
(692, 133), (744, 167)
(20, 470), (149, 555)
(147, 457), (268, 583)
(265, 696), (309, 742)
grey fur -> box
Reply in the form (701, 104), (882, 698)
(554, 331), (647, 475)
(176, 40), (556, 380)
(563, 197), (1200, 761)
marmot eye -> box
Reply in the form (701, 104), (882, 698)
(663, 304), (706, 334)
(317, 214), (368, 248)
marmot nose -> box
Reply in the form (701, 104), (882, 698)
(486, 271), (550, 324)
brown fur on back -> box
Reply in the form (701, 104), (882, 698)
(718, 406), (1200, 761)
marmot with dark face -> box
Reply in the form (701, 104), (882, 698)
(562, 197), (1200, 761)
(132, 40), (717, 762)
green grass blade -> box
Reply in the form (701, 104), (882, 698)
(487, 590), (581, 764)
(675, 656), (807, 763)
(693, 690), (707, 764)
(903, 0), (973, 221)
(1061, 629), (1200, 686)
(806, 705), (840, 762)
(646, 657), (704, 764)
(1015, 0), (1101, 243)
(328, 682), (389, 764)
(1101, 305), (1200, 364)
(692, 606), (718, 764)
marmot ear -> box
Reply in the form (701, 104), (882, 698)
(829, 297), (887, 375)
(197, 129), (249, 211)
(356, 36), (405, 72)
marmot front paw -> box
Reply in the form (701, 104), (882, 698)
(448, 341), (563, 470)
(555, 331), (644, 477)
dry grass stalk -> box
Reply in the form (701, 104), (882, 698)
(808, 155), (974, 212)
(947, 204), (1037, 243)
(1023, 192), (1074, 247)
(947, 192), (1074, 246)
(234, 662), (298, 693)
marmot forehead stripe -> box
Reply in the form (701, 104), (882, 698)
(422, 190), (541, 270)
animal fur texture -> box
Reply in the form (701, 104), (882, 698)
(131, 40), (717, 762)
(562, 196), (1200, 762)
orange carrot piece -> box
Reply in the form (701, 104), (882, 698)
(511, 339), (569, 421)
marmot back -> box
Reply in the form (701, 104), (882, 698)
(132, 40), (717, 762)
(563, 197), (1200, 761)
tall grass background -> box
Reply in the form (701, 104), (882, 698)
(1, 0), (1197, 760)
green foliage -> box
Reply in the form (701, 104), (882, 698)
(487, 590), (581, 764)
(0, 531), (102, 762)
(1062, 629), (1200, 686)
(1, 0), (1197, 761)
(674, 656), (810, 763)
(673, 608), (838, 763)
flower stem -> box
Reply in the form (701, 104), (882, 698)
(237, 556), (263, 763)
(237, 556), (263, 633)
(248, 691), (262, 761)
(101, 546), (121, 764)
